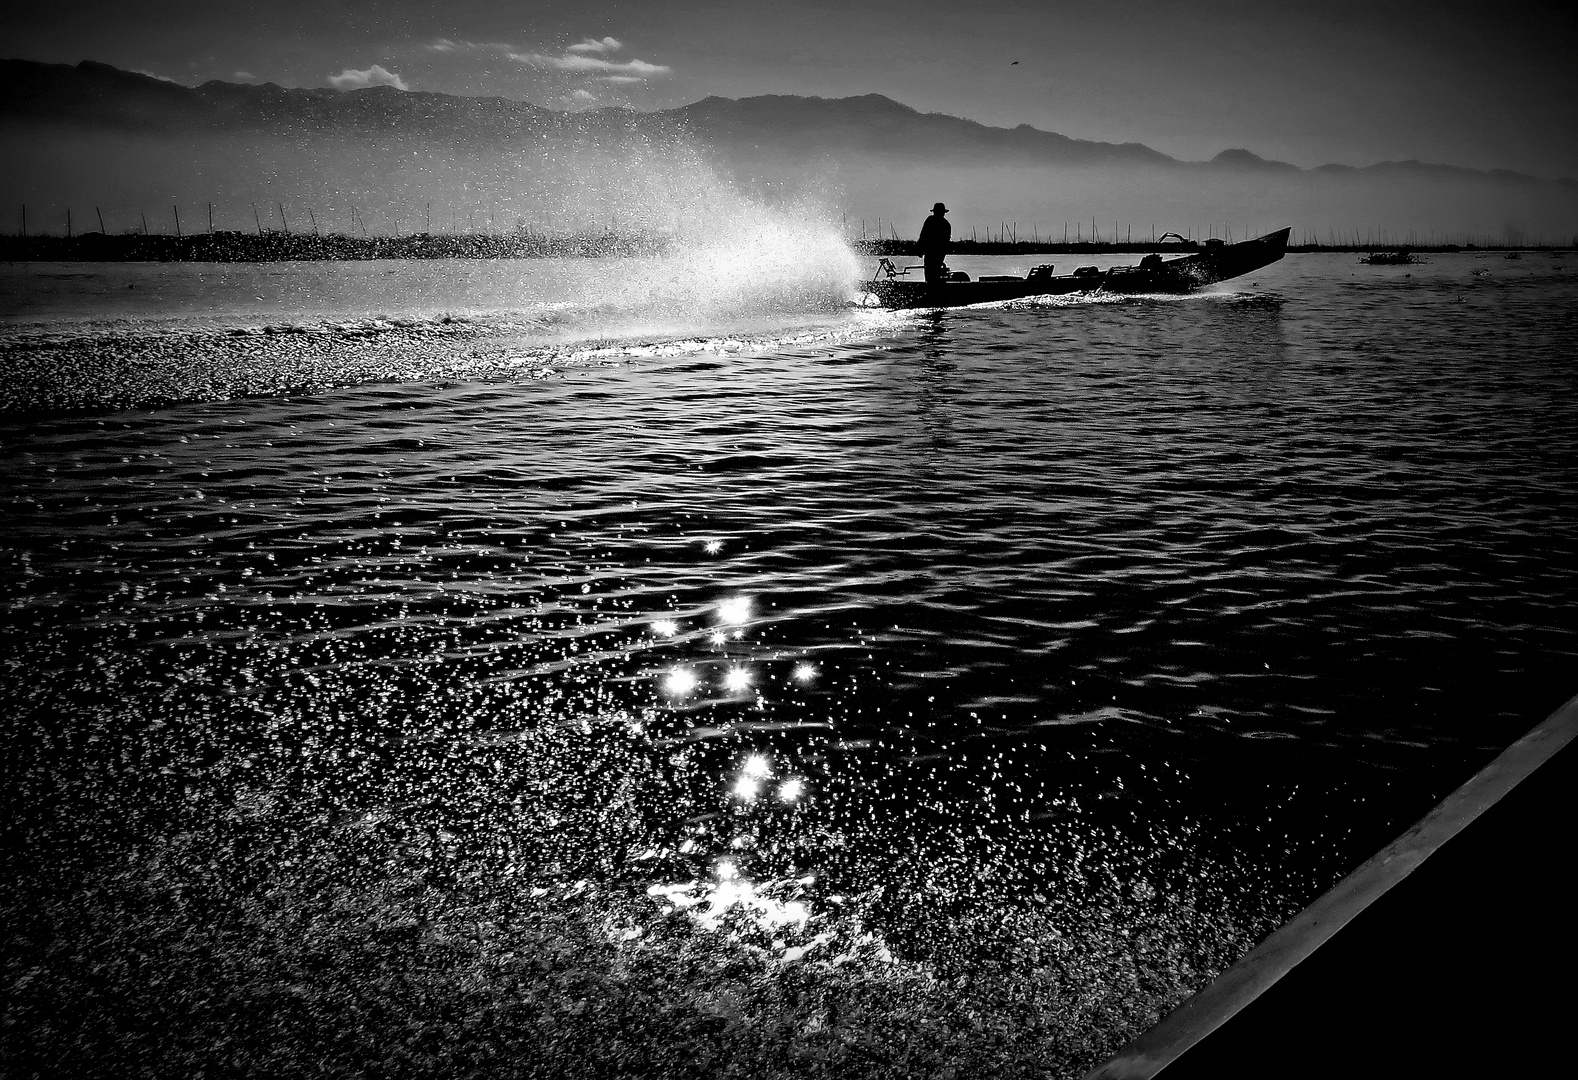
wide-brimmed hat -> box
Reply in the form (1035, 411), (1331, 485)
(932, 202), (949, 213)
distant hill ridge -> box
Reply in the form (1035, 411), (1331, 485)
(1, 58), (1569, 186)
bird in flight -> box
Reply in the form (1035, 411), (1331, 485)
(1011, 60), (1019, 65)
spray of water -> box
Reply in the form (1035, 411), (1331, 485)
(0, 127), (878, 410)
(4, 103), (864, 323)
(500, 133), (862, 330)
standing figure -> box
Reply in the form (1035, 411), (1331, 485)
(918, 202), (951, 284)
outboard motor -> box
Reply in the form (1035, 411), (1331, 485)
(1026, 264), (1056, 282)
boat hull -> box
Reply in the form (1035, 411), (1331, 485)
(862, 227), (1291, 308)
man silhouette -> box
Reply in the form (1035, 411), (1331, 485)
(918, 202), (951, 284)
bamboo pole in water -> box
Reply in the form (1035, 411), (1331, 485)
(97, 207), (106, 234)
(173, 205), (180, 237)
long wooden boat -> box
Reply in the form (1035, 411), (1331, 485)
(862, 227), (1291, 308)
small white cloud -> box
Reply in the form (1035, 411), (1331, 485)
(511, 51), (671, 78)
(427, 38), (512, 54)
(568, 36), (622, 54)
(556, 88), (602, 111)
(329, 64), (409, 91)
(599, 75), (644, 84)
(133, 69), (176, 83)
(233, 71), (255, 81)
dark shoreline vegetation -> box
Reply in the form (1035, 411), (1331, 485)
(2, 231), (1570, 263)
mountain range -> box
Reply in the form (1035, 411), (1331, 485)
(3, 58), (1575, 241)
(3, 59), (1566, 186)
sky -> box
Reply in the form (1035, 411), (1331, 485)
(7, 1), (1578, 177)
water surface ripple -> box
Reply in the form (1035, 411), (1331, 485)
(3, 252), (1576, 1076)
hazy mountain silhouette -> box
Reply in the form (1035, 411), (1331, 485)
(3, 58), (1563, 185)
(669, 93), (1177, 169)
(2, 59), (581, 140)
(2, 58), (1574, 241)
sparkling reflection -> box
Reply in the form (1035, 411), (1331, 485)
(11, 255), (1567, 1078)
(717, 595), (752, 624)
(663, 665), (698, 695)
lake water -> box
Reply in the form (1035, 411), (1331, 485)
(3, 250), (1576, 1075)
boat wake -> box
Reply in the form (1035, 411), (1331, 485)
(0, 132), (887, 414)
(0, 299), (910, 415)
(946, 287), (1286, 312)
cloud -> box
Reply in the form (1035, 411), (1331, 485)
(328, 65), (409, 91)
(133, 69), (176, 83)
(598, 75), (645, 84)
(233, 71), (256, 81)
(567, 36), (622, 54)
(510, 52), (671, 78)
(426, 38), (511, 54)
(557, 88), (602, 110)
